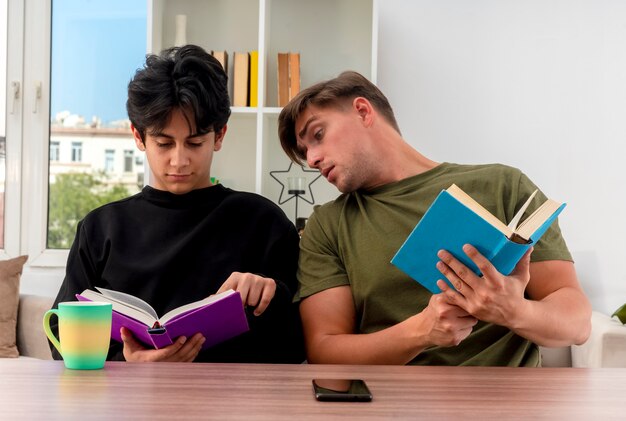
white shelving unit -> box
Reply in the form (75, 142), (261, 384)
(149, 0), (378, 222)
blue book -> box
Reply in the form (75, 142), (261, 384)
(391, 184), (566, 293)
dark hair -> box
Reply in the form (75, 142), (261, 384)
(278, 71), (400, 164)
(126, 44), (231, 141)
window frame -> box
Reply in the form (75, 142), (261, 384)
(3, 0), (68, 266)
(5, 0), (149, 268)
(2, 0), (25, 261)
(20, 0), (65, 267)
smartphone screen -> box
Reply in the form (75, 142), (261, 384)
(312, 379), (373, 402)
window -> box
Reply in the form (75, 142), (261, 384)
(70, 141), (82, 162)
(124, 150), (133, 172)
(49, 141), (60, 161)
(3, 0), (147, 265)
(45, 0), (146, 252)
(104, 149), (115, 173)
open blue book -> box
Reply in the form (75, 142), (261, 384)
(391, 184), (566, 293)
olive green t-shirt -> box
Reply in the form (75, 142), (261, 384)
(297, 163), (572, 367)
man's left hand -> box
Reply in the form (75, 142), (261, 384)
(435, 244), (532, 327)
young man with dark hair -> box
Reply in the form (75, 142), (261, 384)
(278, 70), (591, 366)
(50, 45), (304, 363)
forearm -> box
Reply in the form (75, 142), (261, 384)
(508, 287), (591, 347)
(307, 316), (430, 365)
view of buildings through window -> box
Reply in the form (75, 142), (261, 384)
(48, 0), (147, 248)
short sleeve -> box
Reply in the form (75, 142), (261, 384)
(295, 207), (350, 301)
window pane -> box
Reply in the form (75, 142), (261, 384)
(104, 149), (114, 173)
(124, 150), (133, 172)
(0, 0), (7, 249)
(50, 141), (60, 161)
(48, 0), (146, 249)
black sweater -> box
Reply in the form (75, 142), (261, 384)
(51, 185), (304, 363)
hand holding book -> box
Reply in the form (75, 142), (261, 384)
(391, 184), (566, 293)
(77, 287), (249, 350)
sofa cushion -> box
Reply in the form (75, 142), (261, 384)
(17, 294), (54, 359)
(572, 311), (626, 367)
(0, 255), (28, 358)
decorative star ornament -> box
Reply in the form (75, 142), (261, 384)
(269, 162), (322, 205)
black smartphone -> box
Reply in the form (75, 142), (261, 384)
(312, 379), (373, 402)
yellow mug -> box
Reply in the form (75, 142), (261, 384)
(43, 301), (112, 369)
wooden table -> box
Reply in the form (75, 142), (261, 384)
(1, 359), (625, 420)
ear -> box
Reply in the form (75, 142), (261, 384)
(352, 97), (374, 127)
(213, 124), (228, 152)
(131, 124), (145, 151)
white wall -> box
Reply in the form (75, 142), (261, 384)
(378, 0), (626, 314)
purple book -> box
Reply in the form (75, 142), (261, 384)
(76, 288), (249, 350)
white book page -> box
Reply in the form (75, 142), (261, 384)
(446, 184), (512, 236)
(160, 289), (237, 325)
(80, 289), (157, 327)
(515, 199), (561, 240)
(95, 287), (159, 319)
(507, 189), (538, 231)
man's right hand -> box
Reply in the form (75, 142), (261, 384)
(120, 327), (205, 362)
(300, 285), (478, 365)
(419, 293), (478, 348)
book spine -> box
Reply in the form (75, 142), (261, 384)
(277, 52), (290, 107)
(211, 50), (228, 73)
(491, 241), (532, 276)
(233, 52), (250, 107)
(492, 203), (565, 275)
(148, 330), (175, 349)
(288, 52), (300, 101)
(249, 51), (259, 107)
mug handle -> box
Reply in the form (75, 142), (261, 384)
(43, 309), (62, 357)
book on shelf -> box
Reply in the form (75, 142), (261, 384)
(232, 51), (250, 107)
(391, 184), (566, 294)
(277, 52), (301, 107)
(249, 51), (259, 107)
(288, 52), (300, 101)
(211, 50), (229, 73)
(77, 287), (249, 350)
(277, 52), (290, 107)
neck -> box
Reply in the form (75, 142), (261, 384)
(366, 128), (439, 187)
(392, 140), (439, 178)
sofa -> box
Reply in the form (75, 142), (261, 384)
(16, 294), (53, 359)
(571, 311), (626, 368)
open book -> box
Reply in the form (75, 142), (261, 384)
(77, 287), (249, 350)
(391, 184), (566, 293)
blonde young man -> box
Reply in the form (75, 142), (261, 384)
(277, 71), (590, 366)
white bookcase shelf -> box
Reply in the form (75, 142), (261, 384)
(149, 0), (378, 222)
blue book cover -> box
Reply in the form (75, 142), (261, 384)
(391, 185), (566, 294)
